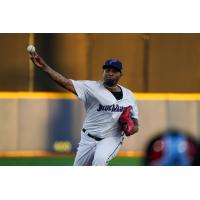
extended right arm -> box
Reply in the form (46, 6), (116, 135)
(30, 52), (76, 95)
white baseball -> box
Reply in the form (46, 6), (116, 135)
(27, 44), (36, 53)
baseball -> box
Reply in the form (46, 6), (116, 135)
(27, 44), (36, 54)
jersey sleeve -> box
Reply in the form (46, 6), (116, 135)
(129, 92), (139, 120)
(70, 80), (90, 102)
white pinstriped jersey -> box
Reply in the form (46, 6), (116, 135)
(71, 80), (139, 138)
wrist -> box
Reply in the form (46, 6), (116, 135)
(42, 64), (50, 72)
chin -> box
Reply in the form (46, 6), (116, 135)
(104, 80), (116, 87)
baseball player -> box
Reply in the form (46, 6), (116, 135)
(30, 52), (139, 166)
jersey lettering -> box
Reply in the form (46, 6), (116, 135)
(97, 104), (124, 112)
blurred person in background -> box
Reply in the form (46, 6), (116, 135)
(144, 129), (197, 166)
(192, 142), (200, 166)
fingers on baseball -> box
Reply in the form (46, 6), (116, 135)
(29, 51), (37, 58)
(30, 56), (42, 67)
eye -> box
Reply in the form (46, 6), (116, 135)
(105, 69), (111, 73)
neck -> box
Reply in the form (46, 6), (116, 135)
(103, 83), (120, 92)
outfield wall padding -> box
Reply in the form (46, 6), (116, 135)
(0, 93), (199, 152)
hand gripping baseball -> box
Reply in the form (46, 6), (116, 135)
(30, 53), (47, 69)
(27, 45), (47, 69)
(119, 105), (135, 136)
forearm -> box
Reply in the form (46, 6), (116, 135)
(30, 52), (76, 94)
(42, 65), (69, 89)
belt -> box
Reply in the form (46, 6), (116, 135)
(82, 128), (103, 141)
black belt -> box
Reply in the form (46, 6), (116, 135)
(82, 128), (103, 141)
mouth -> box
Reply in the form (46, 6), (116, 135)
(104, 78), (116, 87)
(105, 76), (114, 80)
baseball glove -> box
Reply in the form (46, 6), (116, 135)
(119, 105), (135, 136)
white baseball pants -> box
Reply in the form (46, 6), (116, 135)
(73, 130), (124, 166)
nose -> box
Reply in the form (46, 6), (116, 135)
(107, 70), (114, 75)
(108, 71), (113, 75)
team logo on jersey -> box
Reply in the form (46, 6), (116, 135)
(97, 104), (124, 112)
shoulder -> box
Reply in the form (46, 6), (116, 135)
(119, 85), (137, 100)
(72, 80), (101, 89)
(119, 85), (134, 95)
(83, 80), (101, 88)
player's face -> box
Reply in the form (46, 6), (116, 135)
(103, 68), (122, 87)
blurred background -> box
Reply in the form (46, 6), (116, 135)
(1, 33), (200, 165)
